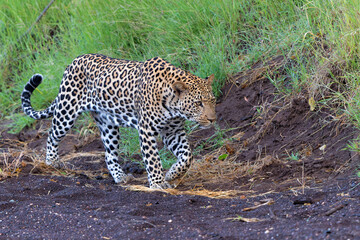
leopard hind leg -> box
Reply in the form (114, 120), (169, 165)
(45, 102), (81, 167)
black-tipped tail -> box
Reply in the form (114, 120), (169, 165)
(21, 74), (55, 119)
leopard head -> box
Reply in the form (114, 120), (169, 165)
(171, 74), (216, 128)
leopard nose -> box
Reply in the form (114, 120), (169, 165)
(207, 114), (217, 123)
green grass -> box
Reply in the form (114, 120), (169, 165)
(2, 0), (360, 166)
(0, 0), (241, 120)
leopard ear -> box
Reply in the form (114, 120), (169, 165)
(172, 81), (188, 96)
(207, 74), (215, 85)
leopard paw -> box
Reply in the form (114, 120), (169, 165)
(115, 174), (135, 184)
(150, 181), (173, 189)
(46, 160), (66, 169)
(165, 170), (184, 182)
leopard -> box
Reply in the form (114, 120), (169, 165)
(21, 54), (216, 189)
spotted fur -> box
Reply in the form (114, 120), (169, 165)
(21, 54), (216, 189)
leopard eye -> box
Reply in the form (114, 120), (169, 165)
(198, 101), (203, 107)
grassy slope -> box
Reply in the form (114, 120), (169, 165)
(1, 0), (360, 157)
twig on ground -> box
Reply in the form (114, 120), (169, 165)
(242, 198), (274, 212)
(225, 216), (266, 222)
(324, 203), (347, 216)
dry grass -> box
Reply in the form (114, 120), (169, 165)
(179, 124), (279, 187)
(61, 152), (104, 162)
(0, 137), (107, 180)
(176, 135), (278, 189)
(124, 184), (251, 199)
(0, 139), (40, 180)
(0, 150), (24, 180)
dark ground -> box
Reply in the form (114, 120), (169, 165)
(1, 58), (360, 239)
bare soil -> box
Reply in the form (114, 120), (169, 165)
(1, 58), (360, 239)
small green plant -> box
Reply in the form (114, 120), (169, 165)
(193, 124), (233, 155)
(286, 151), (300, 161)
(218, 154), (228, 161)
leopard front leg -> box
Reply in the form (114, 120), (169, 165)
(138, 125), (172, 189)
(160, 120), (193, 182)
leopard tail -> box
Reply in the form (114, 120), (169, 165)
(21, 74), (56, 119)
